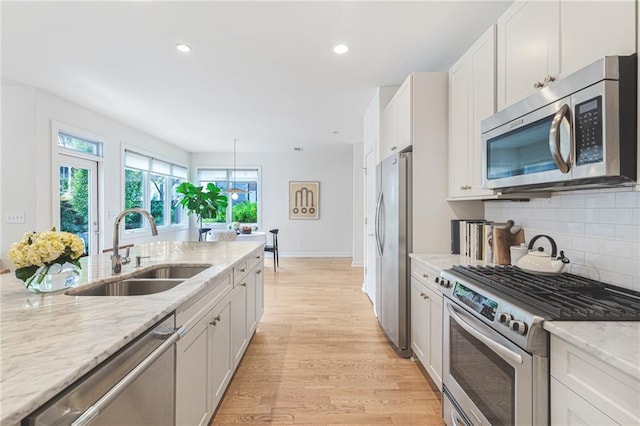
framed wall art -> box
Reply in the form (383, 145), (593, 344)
(289, 181), (319, 219)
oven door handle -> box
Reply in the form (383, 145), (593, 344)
(447, 304), (523, 365)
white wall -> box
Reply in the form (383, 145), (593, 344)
(1, 85), (191, 265)
(191, 149), (353, 257)
(352, 142), (364, 266)
(485, 188), (640, 291)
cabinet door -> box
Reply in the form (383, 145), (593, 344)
(469, 26), (496, 198)
(497, 0), (560, 109)
(426, 286), (443, 391)
(410, 277), (430, 368)
(551, 378), (617, 426)
(395, 79), (412, 153)
(381, 100), (397, 161)
(448, 56), (471, 198)
(247, 268), (258, 335)
(560, 0), (636, 77)
(210, 297), (232, 411)
(255, 266), (264, 322)
(176, 314), (211, 426)
(231, 283), (248, 369)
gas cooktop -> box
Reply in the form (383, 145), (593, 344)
(450, 265), (640, 321)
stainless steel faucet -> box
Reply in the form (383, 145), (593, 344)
(112, 208), (158, 274)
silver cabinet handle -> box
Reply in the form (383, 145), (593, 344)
(240, 267), (246, 273)
(210, 315), (221, 326)
(420, 292), (429, 300)
(256, 270), (262, 275)
(544, 75), (556, 84)
(549, 103), (572, 173)
(241, 282), (247, 287)
(422, 273), (429, 279)
(533, 80), (544, 89)
(447, 304), (523, 365)
(391, 145), (397, 151)
(71, 326), (184, 426)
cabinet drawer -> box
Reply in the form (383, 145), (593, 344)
(551, 335), (640, 425)
(177, 273), (232, 329)
(233, 261), (249, 286)
(248, 250), (263, 270)
(410, 259), (440, 289)
(551, 378), (616, 426)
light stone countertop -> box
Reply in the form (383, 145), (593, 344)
(410, 253), (640, 382)
(409, 253), (490, 271)
(0, 240), (263, 426)
(544, 321), (640, 381)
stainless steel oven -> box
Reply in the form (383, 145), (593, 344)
(438, 271), (548, 426)
(481, 55), (636, 192)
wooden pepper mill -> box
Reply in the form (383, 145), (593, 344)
(492, 220), (525, 265)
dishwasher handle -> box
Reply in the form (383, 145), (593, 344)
(71, 326), (185, 426)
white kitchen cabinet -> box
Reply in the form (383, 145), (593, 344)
(410, 258), (443, 390)
(231, 278), (248, 370)
(497, 0), (560, 109)
(497, 0), (635, 109)
(175, 247), (265, 424)
(209, 295), (233, 410)
(381, 77), (411, 160)
(448, 25), (496, 199)
(550, 335), (640, 426)
(176, 313), (212, 426)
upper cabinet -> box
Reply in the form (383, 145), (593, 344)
(448, 25), (496, 199)
(497, 0), (636, 110)
(381, 78), (412, 160)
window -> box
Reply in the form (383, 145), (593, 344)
(197, 167), (260, 226)
(124, 150), (187, 230)
(58, 131), (103, 157)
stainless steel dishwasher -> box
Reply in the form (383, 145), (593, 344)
(23, 314), (184, 426)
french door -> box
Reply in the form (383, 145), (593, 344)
(56, 154), (99, 255)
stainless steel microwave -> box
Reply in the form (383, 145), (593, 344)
(481, 55), (637, 192)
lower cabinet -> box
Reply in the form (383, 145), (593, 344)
(175, 248), (265, 425)
(550, 335), (639, 425)
(410, 259), (443, 391)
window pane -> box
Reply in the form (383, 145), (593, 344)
(124, 168), (145, 229)
(170, 177), (184, 225)
(58, 131), (103, 157)
(197, 168), (259, 226)
(198, 169), (227, 181)
(59, 166), (90, 255)
(150, 174), (165, 226)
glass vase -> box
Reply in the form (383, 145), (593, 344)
(24, 262), (81, 293)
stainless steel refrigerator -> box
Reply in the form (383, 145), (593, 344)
(375, 151), (412, 358)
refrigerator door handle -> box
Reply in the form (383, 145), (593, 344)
(374, 192), (383, 256)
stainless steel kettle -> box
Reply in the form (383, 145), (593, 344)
(516, 234), (570, 275)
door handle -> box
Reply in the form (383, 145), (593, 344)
(549, 103), (572, 173)
(374, 192), (383, 256)
(447, 304), (523, 365)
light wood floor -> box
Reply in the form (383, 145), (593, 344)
(211, 257), (443, 425)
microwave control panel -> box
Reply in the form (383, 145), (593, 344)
(575, 96), (603, 165)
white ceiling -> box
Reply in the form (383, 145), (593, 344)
(1, 1), (513, 153)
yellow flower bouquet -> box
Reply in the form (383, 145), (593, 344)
(8, 228), (85, 292)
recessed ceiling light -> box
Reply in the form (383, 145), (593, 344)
(333, 44), (349, 55)
(294, 147), (303, 151)
(175, 43), (192, 53)
(332, 130), (340, 135)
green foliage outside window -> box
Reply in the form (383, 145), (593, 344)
(125, 169), (144, 229)
(232, 201), (257, 223)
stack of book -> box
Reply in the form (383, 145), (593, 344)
(450, 219), (495, 262)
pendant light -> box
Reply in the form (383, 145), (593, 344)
(225, 138), (247, 200)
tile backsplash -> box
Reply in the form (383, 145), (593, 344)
(484, 188), (640, 291)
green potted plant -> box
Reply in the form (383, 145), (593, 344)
(175, 182), (228, 239)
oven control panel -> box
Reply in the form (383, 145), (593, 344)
(452, 282), (497, 322)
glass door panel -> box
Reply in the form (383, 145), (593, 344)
(58, 155), (98, 255)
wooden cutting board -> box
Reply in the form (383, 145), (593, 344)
(492, 220), (525, 265)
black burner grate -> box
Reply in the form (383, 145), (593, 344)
(451, 265), (640, 320)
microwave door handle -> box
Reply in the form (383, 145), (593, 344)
(549, 103), (572, 173)
(447, 304), (523, 366)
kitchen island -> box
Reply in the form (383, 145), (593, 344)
(0, 240), (264, 425)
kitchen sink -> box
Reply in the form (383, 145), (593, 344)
(65, 278), (184, 296)
(131, 265), (211, 279)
